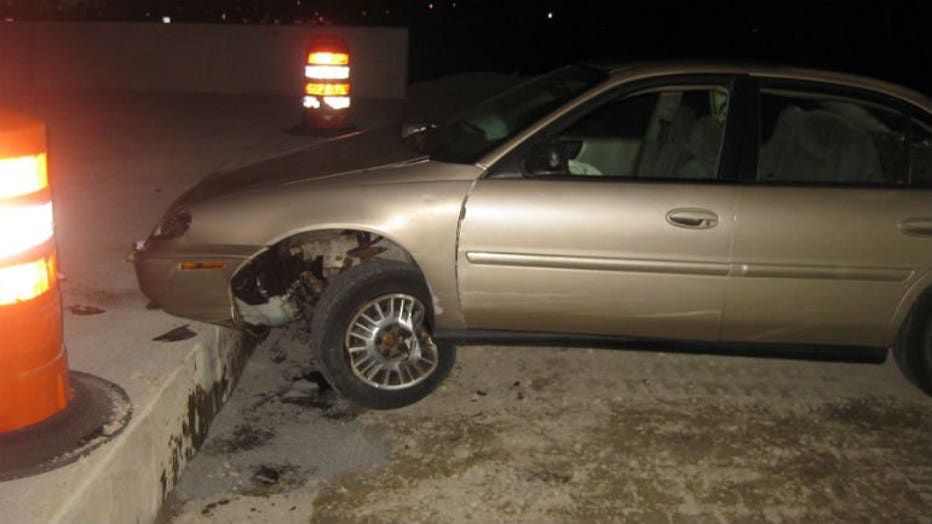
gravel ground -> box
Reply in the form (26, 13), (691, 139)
(161, 323), (932, 524)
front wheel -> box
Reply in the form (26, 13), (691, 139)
(310, 260), (456, 409)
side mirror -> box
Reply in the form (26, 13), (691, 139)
(401, 122), (436, 139)
(523, 141), (569, 176)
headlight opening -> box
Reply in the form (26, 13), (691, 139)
(154, 210), (192, 239)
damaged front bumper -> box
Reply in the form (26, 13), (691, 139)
(130, 239), (259, 326)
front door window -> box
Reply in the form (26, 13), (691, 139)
(553, 89), (730, 180)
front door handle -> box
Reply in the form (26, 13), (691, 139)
(666, 208), (719, 230)
(899, 217), (932, 236)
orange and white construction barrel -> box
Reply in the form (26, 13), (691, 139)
(0, 109), (71, 433)
(302, 34), (353, 130)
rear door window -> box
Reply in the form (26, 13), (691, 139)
(910, 118), (932, 186)
(757, 88), (909, 186)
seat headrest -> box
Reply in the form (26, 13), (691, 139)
(669, 106), (696, 143)
(689, 116), (724, 162)
(795, 110), (853, 159)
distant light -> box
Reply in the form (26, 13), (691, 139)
(0, 202), (54, 259)
(323, 96), (350, 110)
(307, 51), (349, 65)
(162, 16), (171, 24)
(0, 153), (48, 199)
(428, 3), (434, 9)
(305, 65), (350, 80)
(547, 12), (554, 19)
(0, 256), (55, 305)
(305, 82), (350, 96)
(221, 13), (226, 21)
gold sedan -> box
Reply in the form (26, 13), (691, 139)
(133, 63), (932, 408)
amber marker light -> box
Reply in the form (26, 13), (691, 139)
(179, 261), (226, 270)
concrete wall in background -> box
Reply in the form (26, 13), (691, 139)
(0, 22), (408, 98)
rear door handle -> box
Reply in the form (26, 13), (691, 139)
(666, 208), (719, 230)
(899, 217), (932, 236)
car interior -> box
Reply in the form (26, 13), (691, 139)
(758, 90), (908, 185)
(560, 89), (728, 180)
(546, 86), (927, 187)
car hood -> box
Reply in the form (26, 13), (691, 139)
(174, 125), (428, 208)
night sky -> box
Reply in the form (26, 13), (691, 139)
(2, 0), (929, 92)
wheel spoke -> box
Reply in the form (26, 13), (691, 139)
(353, 353), (372, 370)
(413, 301), (424, 323)
(414, 357), (428, 372)
(399, 362), (413, 384)
(381, 368), (397, 387)
(363, 361), (382, 381)
(348, 330), (370, 342)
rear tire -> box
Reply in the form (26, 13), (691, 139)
(895, 292), (932, 396)
(310, 260), (456, 409)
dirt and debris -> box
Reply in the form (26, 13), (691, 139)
(154, 325), (198, 342)
(200, 498), (229, 517)
(206, 424), (275, 454)
(252, 465), (280, 486)
(279, 370), (360, 420)
(159, 326), (389, 523)
(67, 304), (106, 315)
(241, 462), (308, 496)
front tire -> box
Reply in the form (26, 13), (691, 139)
(310, 260), (456, 409)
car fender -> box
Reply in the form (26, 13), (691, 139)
(890, 267), (932, 342)
(190, 161), (480, 330)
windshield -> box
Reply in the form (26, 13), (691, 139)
(418, 65), (607, 163)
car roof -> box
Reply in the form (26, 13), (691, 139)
(587, 62), (930, 111)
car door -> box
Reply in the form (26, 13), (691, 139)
(456, 78), (742, 341)
(722, 80), (932, 348)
